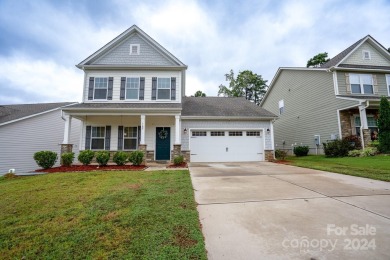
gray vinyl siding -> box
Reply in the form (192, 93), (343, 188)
(338, 71), (389, 96)
(92, 33), (176, 66)
(181, 120), (272, 150)
(262, 70), (358, 154)
(0, 110), (81, 174)
(342, 42), (390, 67)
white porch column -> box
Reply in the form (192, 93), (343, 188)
(63, 114), (72, 144)
(359, 105), (368, 129)
(175, 115), (181, 144)
(270, 120), (275, 150)
(140, 114), (146, 145)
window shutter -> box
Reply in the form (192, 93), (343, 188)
(171, 77), (176, 100)
(137, 126), (141, 148)
(105, 126), (111, 150)
(345, 73), (351, 94)
(120, 77), (126, 100)
(85, 126), (92, 149)
(88, 77), (94, 100)
(107, 77), (114, 100)
(152, 77), (157, 100)
(372, 75), (378, 94)
(118, 126), (123, 150)
(139, 77), (145, 100)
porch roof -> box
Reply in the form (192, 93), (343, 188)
(63, 102), (182, 110)
(337, 95), (389, 101)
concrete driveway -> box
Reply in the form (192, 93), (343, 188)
(190, 162), (390, 260)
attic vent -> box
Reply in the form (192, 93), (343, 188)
(362, 50), (371, 60)
(130, 44), (140, 55)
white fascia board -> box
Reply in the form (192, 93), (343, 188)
(79, 65), (187, 70)
(181, 116), (277, 120)
(335, 36), (369, 66)
(335, 96), (367, 102)
(0, 103), (78, 127)
(331, 67), (390, 73)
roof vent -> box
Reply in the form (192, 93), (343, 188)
(130, 44), (140, 55)
(362, 50), (371, 60)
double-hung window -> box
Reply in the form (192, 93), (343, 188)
(350, 74), (373, 94)
(157, 78), (171, 100)
(354, 116), (378, 138)
(94, 77), (108, 99)
(126, 78), (139, 100)
(91, 126), (105, 149)
(124, 127), (138, 150)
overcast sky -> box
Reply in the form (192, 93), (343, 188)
(1, 0), (390, 104)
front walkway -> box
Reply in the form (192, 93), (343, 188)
(190, 162), (390, 259)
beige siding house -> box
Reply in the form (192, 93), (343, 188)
(62, 25), (276, 163)
(261, 35), (390, 154)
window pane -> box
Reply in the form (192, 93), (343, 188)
(192, 131), (207, 136)
(126, 89), (138, 99)
(361, 75), (372, 85)
(126, 78), (139, 89)
(95, 78), (108, 89)
(91, 139), (104, 149)
(355, 117), (361, 127)
(94, 89), (107, 99)
(124, 139), (137, 150)
(158, 89), (170, 99)
(158, 78), (170, 89)
(367, 117), (377, 127)
(124, 127), (137, 138)
(92, 127), (105, 138)
(211, 131), (225, 136)
(351, 84), (361, 94)
(229, 131), (243, 136)
(363, 84), (373, 94)
(246, 131), (261, 136)
(349, 74), (360, 84)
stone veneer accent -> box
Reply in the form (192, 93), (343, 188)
(138, 144), (147, 165)
(171, 144), (182, 162)
(362, 129), (371, 147)
(340, 110), (353, 138)
(181, 150), (190, 162)
(60, 144), (73, 165)
(145, 150), (155, 163)
(264, 150), (274, 161)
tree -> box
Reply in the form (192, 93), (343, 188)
(194, 90), (206, 97)
(306, 52), (330, 68)
(218, 70), (268, 105)
(378, 96), (390, 153)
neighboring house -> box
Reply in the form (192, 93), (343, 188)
(261, 35), (390, 154)
(62, 25), (276, 163)
(0, 102), (80, 173)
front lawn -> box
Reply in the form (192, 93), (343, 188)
(285, 155), (390, 182)
(0, 170), (206, 259)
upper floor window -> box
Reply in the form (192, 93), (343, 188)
(157, 78), (171, 100)
(126, 78), (139, 100)
(350, 74), (373, 94)
(94, 77), (108, 99)
(130, 44), (140, 55)
(362, 50), (371, 60)
(386, 75), (390, 96)
(278, 99), (285, 115)
(91, 126), (105, 149)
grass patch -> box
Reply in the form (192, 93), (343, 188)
(286, 155), (390, 182)
(0, 170), (206, 259)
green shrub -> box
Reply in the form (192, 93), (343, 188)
(61, 152), (75, 167)
(323, 139), (353, 157)
(368, 140), (380, 149)
(173, 155), (184, 165)
(348, 149), (361, 157)
(343, 135), (362, 150)
(129, 150), (144, 166)
(78, 150), (95, 165)
(293, 146), (309, 156)
(33, 151), (58, 169)
(378, 96), (390, 153)
(96, 151), (110, 166)
(361, 147), (378, 157)
(113, 151), (128, 166)
(275, 149), (288, 160)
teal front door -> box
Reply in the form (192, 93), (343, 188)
(155, 127), (170, 160)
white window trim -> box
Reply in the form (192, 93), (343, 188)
(157, 77), (171, 100)
(278, 99), (285, 115)
(130, 44), (140, 55)
(386, 74), (390, 96)
(362, 50), (371, 60)
(91, 126), (105, 150)
(93, 77), (108, 100)
(125, 77), (140, 100)
(123, 126), (138, 150)
(350, 73), (374, 94)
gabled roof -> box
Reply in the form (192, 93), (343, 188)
(0, 102), (76, 126)
(321, 35), (390, 68)
(77, 25), (187, 69)
(182, 97), (277, 118)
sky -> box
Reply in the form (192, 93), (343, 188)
(0, 0), (390, 104)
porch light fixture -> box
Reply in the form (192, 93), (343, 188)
(183, 128), (187, 135)
(266, 128), (270, 134)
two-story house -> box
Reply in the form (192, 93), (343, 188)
(62, 25), (277, 163)
(261, 35), (390, 153)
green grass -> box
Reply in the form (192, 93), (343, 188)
(286, 155), (390, 182)
(0, 170), (206, 259)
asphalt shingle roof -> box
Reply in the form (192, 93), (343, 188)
(182, 97), (276, 117)
(0, 102), (75, 125)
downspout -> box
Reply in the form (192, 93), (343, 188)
(359, 100), (369, 149)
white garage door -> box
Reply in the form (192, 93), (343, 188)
(190, 130), (264, 162)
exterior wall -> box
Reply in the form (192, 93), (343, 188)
(342, 42), (390, 66)
(181, 120), (273, 150)
(262, 70), (358, 154)
(337, 71), (389, 96)
(82, 70), (182, 103)
(81, 115), (176, 159)
(0, 110), (81, 173)
(92, 33), (176, 66)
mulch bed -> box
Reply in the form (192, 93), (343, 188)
(166, 162), (188, 168)
(35, 165), (147, 173)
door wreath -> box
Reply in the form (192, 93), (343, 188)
(158, 129), (168, 139)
